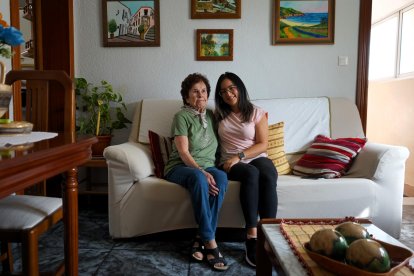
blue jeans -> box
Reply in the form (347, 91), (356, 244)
(165, 166), (228, 242)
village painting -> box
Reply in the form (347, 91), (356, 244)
(273, 0), (334, 44)
(191, 0), (241, 19)
(103, 0), (160, 47)
(195, 0), (236, 14)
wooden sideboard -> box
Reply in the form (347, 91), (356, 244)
(0, 134), (97, 275)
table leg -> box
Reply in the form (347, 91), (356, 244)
(257, 223), (273, 275)
(62, 167), (79, 275)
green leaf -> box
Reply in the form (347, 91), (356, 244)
(74, 77), (131, 135)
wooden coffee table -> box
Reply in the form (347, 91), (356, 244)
(257, 218), (414, 276)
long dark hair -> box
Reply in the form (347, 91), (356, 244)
(214, 72), (253, 122)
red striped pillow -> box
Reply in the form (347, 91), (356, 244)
(148, 130), (173, 178)
(293, 135), (367, 179)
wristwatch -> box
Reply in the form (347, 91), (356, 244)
(238, 152), (245, 160)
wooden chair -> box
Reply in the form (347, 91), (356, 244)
(0, 70), (75, 275)
(0, 243), (13, 272)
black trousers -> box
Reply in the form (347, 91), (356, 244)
(227, 157), (278, 228)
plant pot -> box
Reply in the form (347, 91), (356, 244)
(92, 135), (112, 157)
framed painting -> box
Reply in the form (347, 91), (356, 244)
(273, 0), (335, 45)
(196, 29), (233, 61)
(191, 0), (241, 19)
(102, 0), (160, 47)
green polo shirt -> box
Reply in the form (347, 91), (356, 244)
(164, 109), (218, 175)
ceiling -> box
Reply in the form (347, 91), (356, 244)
(372, 0), (414, 23)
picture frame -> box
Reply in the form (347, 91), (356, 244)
(102, 0), (160, 47)
(191, 0), (241, 19)
(196, 29), (233, 61)
(273, 0), (335, 45)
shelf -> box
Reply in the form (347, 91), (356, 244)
(22, 2), (33, 21)
(79, 182), (107, 195)
(78, 157), (108, 196)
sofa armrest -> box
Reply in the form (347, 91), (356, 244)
(345, 142), (409, 238)
(345, 142), (409, 180)
(103, 141), (154, 181)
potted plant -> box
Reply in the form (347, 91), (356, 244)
(75, 77), (131, 156)
(108, 19), (117, 39)
(138, 24), (145, 40)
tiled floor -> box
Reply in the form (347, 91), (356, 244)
(400, 200), (414, 251)
(2, 197), (414, 275)
(404, 197), (414, 205)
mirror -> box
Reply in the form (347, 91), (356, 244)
(19, 0), (34, 69)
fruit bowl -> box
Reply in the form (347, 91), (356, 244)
(304, 239), (413, 276)
(0, 121), (33, 135)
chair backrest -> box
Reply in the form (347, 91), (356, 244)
(5, 70), (75, 136)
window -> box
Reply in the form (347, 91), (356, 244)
(400, 6), (414, 75)
(369, 15), (398, 80)
(369, 4), (414, 80)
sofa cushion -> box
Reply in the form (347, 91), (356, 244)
(267, 122), (291, 175)
(292, 135), (367, 179)
(138, 99), (183, 144)
(252, 97), (330, 154)
(148, 130), (173, 178)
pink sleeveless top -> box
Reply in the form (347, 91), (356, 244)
(218, 106), (267, 164)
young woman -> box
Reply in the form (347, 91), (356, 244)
(164, 73), (229, 271)
(214, 72), (278, 267)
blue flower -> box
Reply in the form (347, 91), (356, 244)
(0, 25), (25, 46)
(0, 25), (24, 58)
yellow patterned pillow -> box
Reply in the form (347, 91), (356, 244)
(267, 122), (291, 175)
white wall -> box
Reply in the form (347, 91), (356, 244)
(74, 0), (360, 143)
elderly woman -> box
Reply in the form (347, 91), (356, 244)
(164, 73), (229, 271)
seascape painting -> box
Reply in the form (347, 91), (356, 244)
(102, 0), (160, 47)
(273, 0), (335, 44)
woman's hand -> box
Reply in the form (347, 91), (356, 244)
(222, 155), (240, 173)
(174, 136), (220, 195)
(202, 170), (220, 196)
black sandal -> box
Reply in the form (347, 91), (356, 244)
(191, 237), (204, 262)
(204, 247), (229, 271)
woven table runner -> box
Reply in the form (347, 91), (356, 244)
(279, 220), (414, 276)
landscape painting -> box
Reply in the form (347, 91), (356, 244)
(273, 0), (335, 44)
(102, 0), (160, 47)
(196, 29), (233, 61)
(191, 0), (241, 19)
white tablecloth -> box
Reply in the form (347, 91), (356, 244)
(0, 132), (58, 148)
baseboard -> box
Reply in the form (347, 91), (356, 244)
(404, 184), (414, 197)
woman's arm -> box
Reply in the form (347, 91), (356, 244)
(175, 135), (201, 169)
(174, 135), (219, 195)
(244, 115), (268, 158)
(222, 115), (268, 172)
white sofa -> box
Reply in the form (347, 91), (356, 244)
(103, 97), (409, 239)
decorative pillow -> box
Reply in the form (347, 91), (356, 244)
(293, 135), (367, 179)
(267, 122), (291, 175)
(148, 130), (173, 178)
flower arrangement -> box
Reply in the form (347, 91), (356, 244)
(0, 12), (25, 59)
